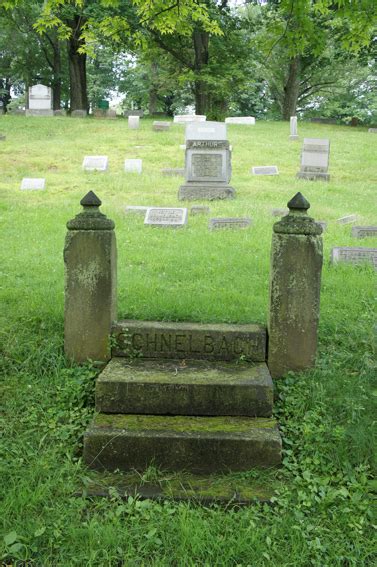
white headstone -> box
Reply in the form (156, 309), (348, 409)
(145, 207), (188, 228)
(124, 159), (142, 174)
(82, 156), (108, 171)
(128, 116), (140, 129)
(289, 116), (299, 140)
(185, 121), (226, 141)
(297, 138), (330, 180)
(20, 178), (46, 190)
(225, 117), (255, 125)
(174, 115), (206, 123)
(26, 84), (53, 116)
(252, 166), (279, 176)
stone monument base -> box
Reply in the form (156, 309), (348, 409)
(178, 183), (236, 201)
(25, 109), (54, 117)
(296, 171), (330, 181)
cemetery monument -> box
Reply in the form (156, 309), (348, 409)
(26, 84), (53, 117)
(296, 138), (330, 181)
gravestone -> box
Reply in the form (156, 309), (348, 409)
(124, 109), (144, 117)
(93, 109), (106, 119)
(161, 168), (185, 177)
(351, 226), (377, 238)
(20, 178), (46, 191)
(271, 208), (288, 217)
(107, 109), (117, 119)
(179, 121), (235, 201)
(174, 115), (206, 123)
(0, 134), (6, 141)
(209, 217), (251, 230)
(368, 128), (377, 133)
(296, 138), (330, 181)
(54, 109), (67, 116)
(128, 116), (140, 129)
(337, 214), (357, 225)
(331, 247), (377, 269)
(125, 206), (149, 215)
(225, 117), (255, 125)
(71, 110), (87, 118)
(0, 101), (4, 115)
(82, 156), (108, 171)
(124, 159), (142, 174)
(144, 207), (188, 228)
(26, 84), (53, 116)
(289, 116), (299, 140)
(252, 166), (279, 176)
(191, 205), (210, 215)
(153, 121), (171, 131)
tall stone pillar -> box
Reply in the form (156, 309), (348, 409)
(64, 191), (117, 363)
(268, 192), (323, 378)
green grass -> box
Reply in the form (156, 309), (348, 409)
(0, 115), (376, 566)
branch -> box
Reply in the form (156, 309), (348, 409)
(149, 28), (193, 69)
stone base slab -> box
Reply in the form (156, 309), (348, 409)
(296, 171), (330, 181)
(25, 109), (54, 117)
(83, 414), (282, 473)
(96, 358), (273, 417)
(178, 184), (235, 201)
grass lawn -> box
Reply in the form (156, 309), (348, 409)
(0, 115), (376, 566)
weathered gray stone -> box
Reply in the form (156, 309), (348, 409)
(54, 109), (67, 116)
(64, 192), (117, 363)
(83, 414), (282, 473)
(124, 109), (144, 117)
(125, 206), (149, 215)
(225, 117), (255, 125)
(112, 320), (266, 362)
(153, 121), (171, 131)
(368, 128), (377, 133)
(124, 159), (142, 174)
(96, 358), (274, 417)
(190, 205), (210, 215)
(271, 208), (288, 217)
(93, 109), (106, 119)
(20, 178), (45, 191)
(106, 109), (117, 119)
(337, 214), (357, 225)
(252, 166), (279, 176)
(128, 116), (140, 129)
(351, 226), (377, 238)
(289, 116), (299, 140)
(316, 220), (327, 232)
(209, 217), (251, 230)
(83, 156), (108, 171)
(144, 207), (187, 228)
(268, 192), (323, 378)
(296, 138), (330, 181)
(174, 115), (206, 123)
(71, 110), (87, 118)
(161, 168), (185, 177)
(331, 247), (377, 269)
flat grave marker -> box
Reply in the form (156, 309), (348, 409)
(225, 117), (255, 125)
(209, 217), (251, 230)
(337, 214), (357, 225)
(145, 207), (188, 228)
(191, 205), (210, 215)
(153, 121), (171, 131)
(368, 128), (377, 133)
(125, 206), (149, 215)
(351, 226), (377, 238)
(252, 166), (279, 176)
(20, 178), (46, 191)
(71, 110), (87, 118)
(82, 156), (108, 171)
(174, 115), (206, 123)
(331, 247), (377, 269)
(125, 159), (142, 174)
(161, 168), (185, 177)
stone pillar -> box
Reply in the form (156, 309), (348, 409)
(64, 191), (117, 363)
(268, 192), (323, 378)
(289, 116), (299, 140)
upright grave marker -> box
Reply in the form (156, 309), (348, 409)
(289, 116), (299, 140)
(179, 121), (235, 201)
(331, 247), (377, 269)
(71, 110), (87, 118)
(128, 116), (140, 129)
(145, 207), (188, 228)
(82, 156), (108, 171)
(26, 84), (53, 116)
(225, 117), (255, 125)
(124, 159), (142, 174)
(296, 138), (330, 181)
(20, 178), (46, 190)
(124, 109), (144, 117)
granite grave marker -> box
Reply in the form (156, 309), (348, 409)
(209, 217), (251, 230)
(26, 84), (53, 116)
(20, 178), (46, 190)
(331, 247), (377, 269)
(82, 156), (108, 171)
(289, 116), (299, 140)
(337, 214), (357, 225)
(351, 226), (377, 238)
(296, 138), (330, 181)
(225, 117), (255, 125)
(145, 207), (188, 228)
(128, 116), (140, 129)
(252, 166), (279, 176)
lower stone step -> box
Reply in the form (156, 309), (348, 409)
(96, 358), (273, 417)
(83, 414), (282, 473)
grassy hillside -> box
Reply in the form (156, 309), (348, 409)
(0, 115), (376, 566)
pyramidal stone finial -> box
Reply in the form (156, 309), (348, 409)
(287, 192), (310, 211)
(80, 191), (102, 207)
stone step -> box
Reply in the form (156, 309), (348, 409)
(111, 320), (267, 362)
(83, 414), (282, 473)
(96, 358), (273, 417)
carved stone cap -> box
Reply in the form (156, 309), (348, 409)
(67, 191), (115, 231)
(273, 192), (322, 236)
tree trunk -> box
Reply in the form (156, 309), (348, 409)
(0, 78), (12, 113)
(193, 29), (209, 115)
(52, 36), (62, 110)
(282, 56), (301, 120)
(148, 61), (158, 115)
(67, 15), (88, 112)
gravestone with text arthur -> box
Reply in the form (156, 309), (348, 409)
(26, 84), (53, 117)
(63, 191), (324, 483)
(297, 138), (330, 181)
(179, 121), (235, 201)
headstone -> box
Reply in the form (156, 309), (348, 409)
(144, 207), (188, 228)
(26, 84), (53, 116)
(0, 134), (6, 141)
(161, 168), (184, 177)
(296, 138), (330, 181)
(351, 226), (377, 238)
(106, 109), (117, 119)
(209, 217), (251, 230)
(331, 247), (377, 269)
(289, 116), (299, 140)
(54, 109), (67, 116)
(124, 159), (142, 174)
(125, 206), (149, 215)
(179, 121), (235, 201)
(20, 178), (46, 191)
(174, 115), (206, 123)
(225, 117), (255, 125)
(368, 128), (377, 133)
(337, 214), (357, 225)
(82, 156), (108, 171)
(93, 109), (106, 119)
(124, 109), (144, 117)
(153, 121), (171, 131)
(271, 208), (288, 217)
(252, 166), (279, 176)
(191, 205), (210, 215)
(71, 110), (87, 118)
(316, 221), (327, 232)
(128, 116), (140, 129)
